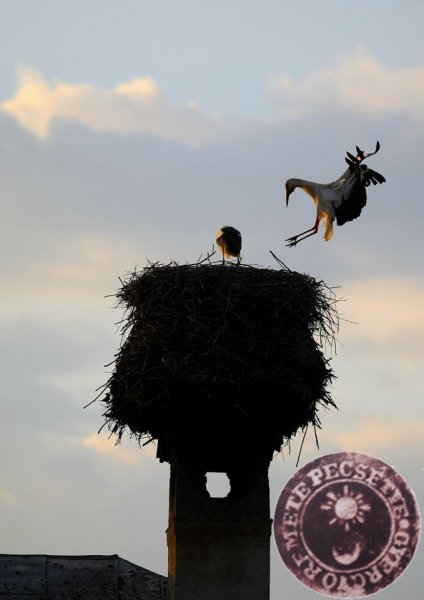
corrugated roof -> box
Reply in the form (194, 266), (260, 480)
(0, 554), (167, 599)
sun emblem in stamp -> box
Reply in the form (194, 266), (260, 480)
(273, 452), (420, 598)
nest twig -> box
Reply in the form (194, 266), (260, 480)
(98, 257), (339, 462)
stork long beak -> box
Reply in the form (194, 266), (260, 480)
(286, 188), (291, 206)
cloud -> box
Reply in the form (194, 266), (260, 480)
(0, 487), (17, 507)
(1, 65), (242, 145)
(7, 51), (423, 147)
(269, 48), (424, 120)
(339, 276), (424, 365)
(324, 416), (424, 454)
(0, 233), (140, 320)
(79, 433), (155, 466)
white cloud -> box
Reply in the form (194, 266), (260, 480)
(1, 65), (239, 145)
(0, 487), (17, 507)
(324, 416), (424, 454)
(79, 433), (156, 466)
(269, 48), (424, 120)
(115, 76), (159, 98)
(7, 51), (423, 146)
(0, 233), (140, 319)
(339, 276), (424, 365)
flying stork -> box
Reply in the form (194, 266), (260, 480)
(285, 141), (386, 247)
(215, 226), (242, 264)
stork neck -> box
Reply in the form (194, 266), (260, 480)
(290, 178), (319, 197)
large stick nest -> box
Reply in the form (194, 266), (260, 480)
(99, 259), (339, 464)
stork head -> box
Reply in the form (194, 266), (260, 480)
(285, 179), (296, 206)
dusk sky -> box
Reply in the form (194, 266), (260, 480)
(1, 1), (423, 598)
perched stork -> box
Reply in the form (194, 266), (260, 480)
(215, 226), (242, 264)
(285, 141), (386, 247)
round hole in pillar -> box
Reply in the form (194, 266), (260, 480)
(206, 472), (231, 498)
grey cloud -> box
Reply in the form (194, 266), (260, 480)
(2, 99), (424, 599)
(2, 109), (423, 284)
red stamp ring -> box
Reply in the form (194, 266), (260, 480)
(273, 452), (420, 598)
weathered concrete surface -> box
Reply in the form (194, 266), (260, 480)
(167, 457), (273, 600)
(0, 555), (45, 599)
(0, 554), (167, 599)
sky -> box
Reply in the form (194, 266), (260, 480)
(0, 1), (423, 598)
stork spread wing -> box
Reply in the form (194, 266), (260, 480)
(362, 167), (386, 187)
(345, 141), (381, 167)
(334, 164), (385, 226)
(334, 181), (367, 226)
(344, 142), (385, 183)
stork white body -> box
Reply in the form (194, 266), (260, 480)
(285, 142), (386, 246)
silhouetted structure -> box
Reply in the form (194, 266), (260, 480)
(0, 554), (167, 599)
(100, 261), (338, 600)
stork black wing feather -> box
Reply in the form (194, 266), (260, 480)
(363, 168), (386, 186)
(334, 182), (367, 226)
(346, 151), (358, 163)
(356, 146), (365, 160)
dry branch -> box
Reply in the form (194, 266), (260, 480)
(98, 259), (339, 463)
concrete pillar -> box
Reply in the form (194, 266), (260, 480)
(166, 455), (272, 600)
